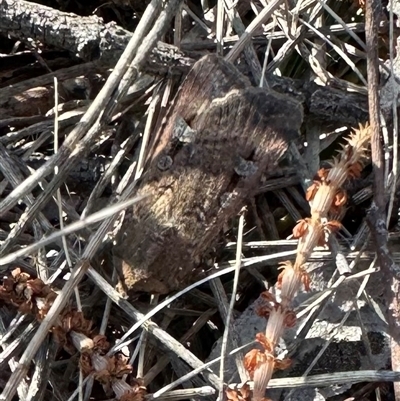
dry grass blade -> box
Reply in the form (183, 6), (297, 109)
(316, 0), (366, 50)
(152, 343), (254, 397)
(0, 195), (147, 266)
(229, 370), (400, 390)
(365, 1), (400, 399)
(81, 134), (139, 219)
(146, 386), (216, 400)
(219, 213), (247, 397)
(287, 256), (376, 398)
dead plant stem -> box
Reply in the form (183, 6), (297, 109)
(365, 0), (400, 399)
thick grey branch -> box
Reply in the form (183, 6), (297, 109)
(0, 0), (193, 71)
(0, 0), (369, 126)
(0, 0), (127, 63)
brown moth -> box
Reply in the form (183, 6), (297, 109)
(113, 54), (303, 295)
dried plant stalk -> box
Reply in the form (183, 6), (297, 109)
(243, 124), (371, 401)
(0, 268), (145, 401)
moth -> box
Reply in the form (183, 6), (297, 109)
(113, 54), (303, 295)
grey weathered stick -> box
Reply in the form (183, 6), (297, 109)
(0, 0), (134, 64)
(0, 196), (143, 400)
(25, 337), (50, 401)
(0, 195), (146, 266)
(0, 112), (82, 145)
(0, 143), (73, 258)
(148, 387), (216, 400)
(267, 1), (324, 73)
(0, 0), (371, 125)
(143, 308), (216, 385)
(0, 0), (192, 74)
(229, 370), (400, 390)
(210, 279), (248, 385)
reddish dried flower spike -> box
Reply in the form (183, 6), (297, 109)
(244, 349), (267, 378)
(1, 277), (15, 293)
(93, 369), (112, 384)
(113, 354), (133, 377)
(325, 220), (342, 233)
(316, 168), (329, 180)
(305, 181), (320, 202)
(226, 388), (241, 401)
(278, 261), (310, 292)
(102, 354), (133, 379)
(12, 268), (30, 281)
(256, 305), (271, 319)
(316, 222), (343, 247)
(276, 269), (285, 290)
(277, 261), (292, 288)
(37, 292), (58, 320)
(25, 278), (46, 296)
(333, 190), (347, 207)
(355, 0), (365, 8)
(301, 268), (311, 291)
(292, 218), (310, 238)
(120, 389), (146, 401)
(239, 383), (251, 399)
(226, 383), (252, 401)
(260, 291), (277, 303)
(18, 301), (33, 315)
(93, 335), (110, 353)
(347, 162), (363, 178)
(80, 352), (94, 375)
(317, 233), (328, 247)
(257, 291), (280, 317)
(255, 333), (274, 353)
(247, 125), (369, 396)
(283, 310), (297, 328)
(60, 309), (93, 335)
